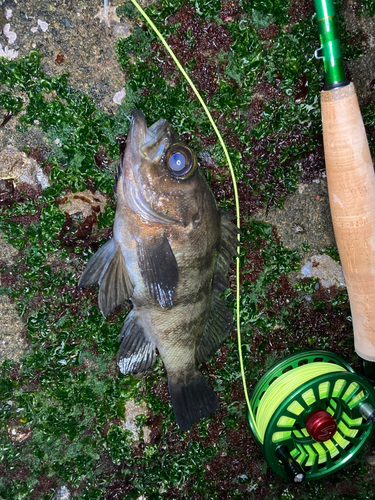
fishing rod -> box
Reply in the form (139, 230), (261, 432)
(314, 0), (375, 377)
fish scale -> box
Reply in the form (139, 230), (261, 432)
(79, 109), (238, 431)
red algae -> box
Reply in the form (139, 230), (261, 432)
(219, 0), (242, 23)
(151, 5), (234, 97)
(54, 53), (65, 65)
(288, 0), (315, 25)
(300, 143), (326, 181)
(258, 23), (280, 42)
(294, 72), (309, 104)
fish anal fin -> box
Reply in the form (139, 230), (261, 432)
(98, 246), (133, 317)
(168, 373), (218, 432)
(117, 310), (156, 374)
(136, 235), (178, 309)
(196, 295), (233, 364)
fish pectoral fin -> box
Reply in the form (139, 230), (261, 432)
(196, 295), (233, 364)
(117, 310), (156, 374)
(168, 373), (218, 432)
(97, 245), (133, 317)
(136, 235), (178, 309)
(78, 240), (133, 318)
(212, 211), (239, 294)
(78, 239), (116, 288)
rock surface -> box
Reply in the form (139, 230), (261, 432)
(123, 400), (151, 443)
(300, 254), (346, 288)
(0, 295), (27, 363)
(0, 233), (18, 266)
(58, 189), (108, 220)
(0, 146), (49, 189)
(257, 179), (336, 258)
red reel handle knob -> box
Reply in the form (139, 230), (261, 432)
(305, 409), (337, 442)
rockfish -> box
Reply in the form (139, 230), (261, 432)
(79, 109), (237, 431)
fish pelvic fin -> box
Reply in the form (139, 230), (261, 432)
(136, 234), (178, 309)
(78, 239), (133, 317)
(168, 373), (218, 432)
(117, 310), (156, 374)
(196, 295), (233, 364)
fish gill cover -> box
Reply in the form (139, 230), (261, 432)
(0, 0), (374, 498)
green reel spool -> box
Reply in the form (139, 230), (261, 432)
(247, 350), (375, 482)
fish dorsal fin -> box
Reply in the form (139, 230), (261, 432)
(196, 295), (233, 363)
(212, 211), (239, 294)
(117, 310), (156, 374)
(98, 246), (134, 317)
(136, 235), (178, 309)
(196, 212), (238, 363)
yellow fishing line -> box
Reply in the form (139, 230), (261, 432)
(127, 0), (257, 438)
(256, 363), (347, 443)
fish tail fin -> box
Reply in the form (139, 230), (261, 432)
(168, 373), (218, 432)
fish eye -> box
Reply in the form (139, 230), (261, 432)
(165, 144), (196, 179)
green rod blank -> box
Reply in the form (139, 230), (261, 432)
(313, 0), (349, 89)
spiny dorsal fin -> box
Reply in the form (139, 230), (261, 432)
(196, 212), (238, 363)
(212, 211), (239, 294)
(136, 234), (178, 309)
(196, 295), (233, 364)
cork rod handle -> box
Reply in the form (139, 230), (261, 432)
(321, 83), (375, 361)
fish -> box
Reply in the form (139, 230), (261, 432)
(78, 109), (238, 431)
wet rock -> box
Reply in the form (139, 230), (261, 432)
(0, 9), (7, 31)
(123, 400), (151, 443)
(0, 232), (18, 265)
(113, 24), (132, 39)
(0, 295), (27, 363)
(7, 424), (32, 443)
(300, 254), (346, 288)
(61, 17), (71, 29)
(53, 486), (71, 500)
(0, 146), (49, 190)
(94, 6), (121, 27)
(291, 223), (304, 234)
(257, 179), (335, 259)
(57, 190), (107, 222)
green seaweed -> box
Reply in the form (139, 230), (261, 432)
(0, 0), (371, 498)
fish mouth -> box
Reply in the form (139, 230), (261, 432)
(125, 109), (181, 225)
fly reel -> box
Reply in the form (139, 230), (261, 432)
(247, 350), (375, 482)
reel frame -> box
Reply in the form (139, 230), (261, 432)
(248, 350), (375, 481)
